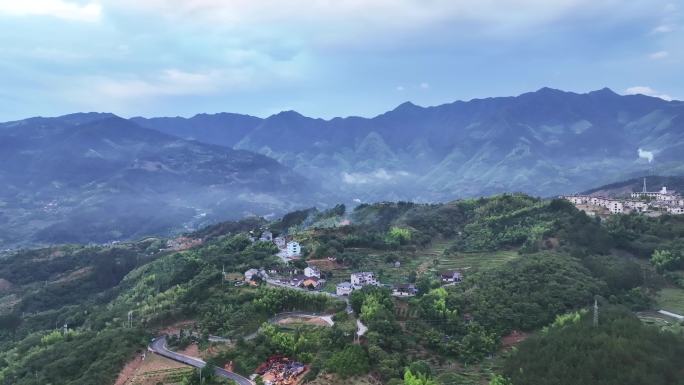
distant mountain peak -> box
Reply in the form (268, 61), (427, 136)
(269, 110), (307, 120)
(393, 101), (422, 112)
(58, 112), (120, 125)
(588, 87), (618, 97)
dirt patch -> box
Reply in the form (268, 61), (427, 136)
(277, 316), (330, 327)
(115, 352), (190, 385)
(176, 343), (200, 358)
(53, 266), (93, 284)
(501, 330), (529, 348)
(307, 259), (343, 271)
(158, 320), (198, 335)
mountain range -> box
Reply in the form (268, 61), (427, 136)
(134, 87), (684, 201)
(0, 114), (318, 248)
(2, 87), (683, 248)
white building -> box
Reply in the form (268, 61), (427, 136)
(392, 284), (417, 297)
(440, 270), (462, 283)
(286, 241), (301, 257)
(304, 266), (321, 278)
(260, 231), (273, 242)
(607, 200), (624, 214)
(631, 184), (678, 202)
(668, 206), (684, 215)
(336, 282), (353, 296)
(351, 272), (378, 288)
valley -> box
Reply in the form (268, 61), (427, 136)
(0, 194), (682, 385)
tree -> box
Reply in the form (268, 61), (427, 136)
(325, 345), (370, 378)
(408, 361), (431, 377)
(651, 249), (682, 273)
(489, 375), (513, 385)
(404, 369), (438, 385)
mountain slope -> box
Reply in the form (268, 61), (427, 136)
(0, 114), (319, 248)
(136, 88), (684, 201)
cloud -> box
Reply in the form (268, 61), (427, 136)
(0, 0), (102, 22)
(649, 51), (669, 60)
(108, 0), (655, 46)
(624, 86), (673, 101)
(420, 82), (430, 89)
(342, 169), (411, 185)
(652, 24), (674, 33)
(396, 86), (405, 92)
(638, 148), (654, 163)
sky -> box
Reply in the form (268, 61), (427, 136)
(0, 0), (682, 121)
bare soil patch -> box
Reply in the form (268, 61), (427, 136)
(277, 316), (330, 327)
(115, 352), (190, 385)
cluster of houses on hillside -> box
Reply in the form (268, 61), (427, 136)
(238, 228), (466, 298)
(255, 230), (302, 261)
(335, 269), (464, 297)
(562, 179), (684, 216)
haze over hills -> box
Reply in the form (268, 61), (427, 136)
(0, 114), (320, 248)
(135, 88), (684, 201)
(3, 87), (684, 248)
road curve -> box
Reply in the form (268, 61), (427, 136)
(149, 336), (254, 385)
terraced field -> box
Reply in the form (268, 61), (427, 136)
(656, 287), (684, 315)
(317, 239), (520, 293)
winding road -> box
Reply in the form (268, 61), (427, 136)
(149, 336), (254, 385)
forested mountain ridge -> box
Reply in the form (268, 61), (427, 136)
(0, 113), (319, 249)
(0, 194), (682, 385)
(134, 88), (684, 200)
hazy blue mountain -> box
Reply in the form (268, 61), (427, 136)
(3, 88), (683, 247)
(145, 88), (682, 201)
(0, 114), (319, 248)
(581, 175), (684, 197)
(131, 113), (262, 148)
(136, 88), (684, 201)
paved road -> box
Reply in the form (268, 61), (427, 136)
(149, 336), (254, 385)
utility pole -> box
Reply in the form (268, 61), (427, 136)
(593, 298), (599, 328)
(127, 311), (133, 328)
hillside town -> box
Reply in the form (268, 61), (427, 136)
(561, 179), (684, 217)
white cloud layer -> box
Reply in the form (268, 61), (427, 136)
(624, 86), (673, 101)
(108, 0), (647, 43)
(342, 169), (411, 185)
(649, 51), (669, 60)
(638, 148), (654, 163)
(0, 0), (102, 22)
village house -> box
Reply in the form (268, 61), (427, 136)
(260, 230), (273, 242)
(561, 179), (684, 218)
(304, 266), (321, 278)
(336, 282), (353, 296)
(392, 283), (417, 297)
(440, 270), (462, 284)
(607, 200), (624, 214)
(351, 272), (379, 289)
(286, 241), (301, 258)
(274, 236), (287, 249)
(631, 185), (678, 201)
(300, 276), (323, 290)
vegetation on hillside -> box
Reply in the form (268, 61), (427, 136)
(0, 194), (682, 385)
